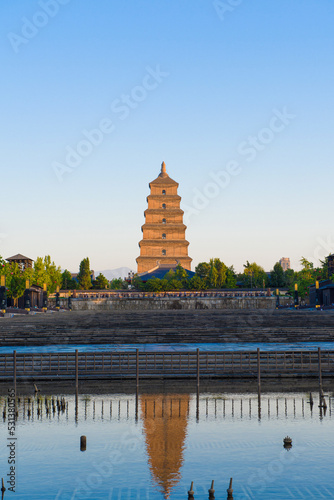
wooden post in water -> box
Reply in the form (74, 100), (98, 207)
(135, 349), (139, 421)
(75, 350), (79, 393)
(318, 347), (323, 400)
(227, 478), (233, 498)
(188, 481), (194, 500)
(1, 477), (6, 499)
(318, 347), (323, 410)
(257, 348), (261, 392)
(208, 479), (215, 499)
(80, 435), (86, 452)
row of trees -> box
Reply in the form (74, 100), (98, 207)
(127, 258), (332, 296)
(2, 255), (332, 300)
(61, 258), (109, 291)
(0, 255), (62, 301)
(0, 255), (110, 302)
(62, 256), (334, 296)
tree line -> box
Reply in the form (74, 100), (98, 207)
(132, 257), (333, 297)
(1, 255), (332, 301)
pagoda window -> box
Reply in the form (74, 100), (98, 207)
(162, 233), (166, 239)
(162, 189), (166, 195)
(162, 249), (166, 256)
(162, 203), (166, 209)
(162, 218), (166, 224)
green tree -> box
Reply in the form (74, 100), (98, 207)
(93, 273), (109, 290)
(0, 256), (11, 285)
(44, 255), (62, 293)
(225, 266), (237, 288)
(291, 257), (321, 299)
(195, 259), (231, 289)
(61, 270), (77, 290)
(32, 256), (61, 292)
(270, 262), (285, 287)
(283, 268), (295, 287)
(189, 275), (207, 290)
(174, 264), (189, 288)
(7, 263), (26, 304)
(77, 258), (92, 290)
(1, 258), (34, 303)
(195, 262), (211, 279)
(208, 264), (219, 288)
(160, 279), (169, 290)
(242, 261), (268, 288)
(146, 277), (163, 292)
(319, 256), (333, 280)
(32, 256), (48, 288)
(212, 258), (227, 288)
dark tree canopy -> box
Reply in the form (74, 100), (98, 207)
(77, 258), (92, 290)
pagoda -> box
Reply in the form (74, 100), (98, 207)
(136, 162), (192, 273)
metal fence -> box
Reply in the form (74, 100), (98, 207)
(0, 349), (333, 380)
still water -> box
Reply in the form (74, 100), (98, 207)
(1, 342), (334, 353)
(0, 382), (333, 500)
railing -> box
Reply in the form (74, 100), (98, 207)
(49, 289), (283, 299)
(0, 349), (333, 380)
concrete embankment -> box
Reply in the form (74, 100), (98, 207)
(0, 308), (333, 346)
(53, 296), (291, 311)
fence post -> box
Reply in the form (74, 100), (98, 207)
(257, 348), (261, 392)
(75, 350), (79, 393)
(196, 348), (200, 421)
(75, 350), (79, 422)
(257, 348), (261, 419)
(135, 349), (139, 421)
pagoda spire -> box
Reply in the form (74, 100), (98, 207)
(160, 161), (167, 177)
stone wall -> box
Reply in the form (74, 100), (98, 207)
(63, 296), (291, 311)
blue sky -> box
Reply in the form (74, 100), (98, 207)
(1, 0), (333, 274)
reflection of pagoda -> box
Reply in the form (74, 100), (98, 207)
(140, 394), (189, 499)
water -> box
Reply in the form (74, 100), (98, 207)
(1, 341), (334, 354)
(0, 385), (333, 499)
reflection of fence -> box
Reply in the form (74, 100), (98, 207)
(1, 393), (332, 422)
(0, 349), (333, 380)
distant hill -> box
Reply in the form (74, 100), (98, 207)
(97, 267), (132, 280)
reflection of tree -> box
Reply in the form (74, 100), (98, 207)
(140, 394), (189, 499)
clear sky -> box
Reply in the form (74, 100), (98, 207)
(1, 0), (333, 274)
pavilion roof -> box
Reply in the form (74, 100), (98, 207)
(6, 254), (34, 262)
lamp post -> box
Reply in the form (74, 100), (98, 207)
(128, 271), (135, 289)
(24, 280), (31, 312)
(294, 283), (299, 308)
(315, 281), (320, 309)
(43, 283), (48, 312)
(0, 275), (6, 314)
(55, 285), (60, 311)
